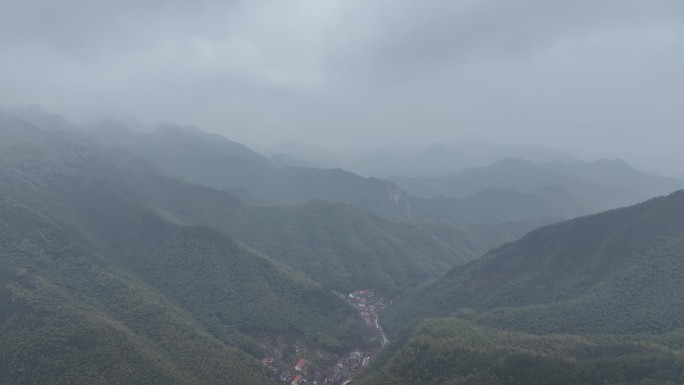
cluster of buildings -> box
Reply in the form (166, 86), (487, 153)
(325, 350), (366, 384)
(269, 349), (368, 385)
(348, 289), (385, 330)
(261, 289), (385, 385)
(276, 358), (311, 384)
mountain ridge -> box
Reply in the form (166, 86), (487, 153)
(381, 190), (684, 336)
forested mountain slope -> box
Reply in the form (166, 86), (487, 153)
(0, 111), (516, 310)
(358, 318), (684, 385)
(116, 159), (513, 294)
(383, 190), (684, 335)
(0, 111), (536, 293)
(359, 191), (684, 385)
(86, 119), (592, 226)
(0, 114), (375, 384)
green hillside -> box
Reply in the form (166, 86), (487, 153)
(9, 112), (518, 295)
(0, 195), (283, 384)
(362, 191), (684, 385)
(0, 114), (374, 384)
(155, 191), (494, 294)
(358, 318), (684, 385)
(89, 148), (502, 295)
(382, 191), (684, 335)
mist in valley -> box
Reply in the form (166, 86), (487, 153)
(2, 1), (684, 385)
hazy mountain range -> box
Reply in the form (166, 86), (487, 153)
(77, 114), (679, 227)
(265, 136), (582, 178)
(2, 106), (683, 385)
(389, 157), (682, 211)
(0, 112), (473, 384)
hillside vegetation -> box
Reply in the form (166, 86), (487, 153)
(361, 191), (684, 385)
(3, 111), (521, 295)
(0, 114), (376, 384)
(358, 318), (684, 385)
(382, 191), (684, 335)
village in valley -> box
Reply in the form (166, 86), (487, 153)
(345, 289), (388, 347)
(259, 289), (388, 385)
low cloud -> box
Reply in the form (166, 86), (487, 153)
(1, 0), (683, 173)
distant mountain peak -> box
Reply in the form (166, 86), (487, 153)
(489, 156), (539, 168)
(590, 158), (634, 169)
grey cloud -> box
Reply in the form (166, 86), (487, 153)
(324, 0), (684, 79)
(1, 0), (683, 174)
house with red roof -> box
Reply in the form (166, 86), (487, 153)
(291, 374), (303, 385)
(294, 358), (307, 371)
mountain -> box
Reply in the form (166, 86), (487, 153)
(86, 119), (593, 228)
(358, 319), (684, 385)
(266, 142), (472, 178)
(409, 187), (591, 226)
(382, 190), (684, 336)
(2, 110), (572, 384)
(359, 191), (684, 385)
(0, 113), (386, 384)
(389, 157), (682, 211)
(269, 153), (321, 168)
(389, 157), (602, 199)
(337, 138), (580, 179)
(543, 158), (683, 200)
(339, 150), (409, 178)
(449, 135), (582, 165)
(340, 144), (473, 178)
(87, 120), (418, 218)
(251, 166), (414, 218)
(142, 183), (493, 294)
(333, 137), (580, 179)
(389, 158), (569, 197)
(0, 112), (521, 295)
(91, 119), (273, 185)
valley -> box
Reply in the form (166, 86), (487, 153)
(3, 2), (684, 384)
(1, 108), (683, 385)
(252, 288), (388, 385)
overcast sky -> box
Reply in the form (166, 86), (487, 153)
(1, 0), (683, 174)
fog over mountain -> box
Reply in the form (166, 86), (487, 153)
(3, 2), (684, 385)
(263, 138), (584, 178)
(2, 0), (684, 175)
